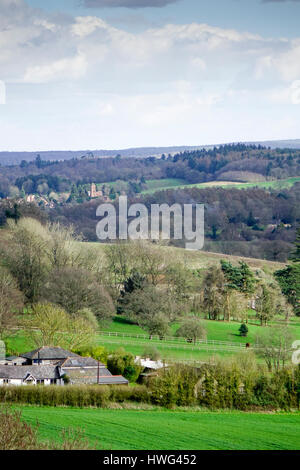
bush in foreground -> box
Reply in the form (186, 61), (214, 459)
(0, 406), (92, 450)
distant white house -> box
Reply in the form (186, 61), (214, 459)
(135, 357), (168, 374)
(135, 357), (167, 370)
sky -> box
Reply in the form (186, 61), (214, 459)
(0, 0), (300, 151)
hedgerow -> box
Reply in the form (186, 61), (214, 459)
(0, 365), (299, 410)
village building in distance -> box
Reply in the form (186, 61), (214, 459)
(0, 346), (128, 386)
(88, 183), (111, 201)
(88, 182), (103, 198)
(135, 357), (168, 380)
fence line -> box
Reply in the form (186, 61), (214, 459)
(100, 338), (243, 353)
(98, 331), (254, 351)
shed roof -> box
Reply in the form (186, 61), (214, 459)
(62, 367), (112, 381)
(97, 376), (129, 385)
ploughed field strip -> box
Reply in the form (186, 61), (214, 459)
(19, 407), (300, 450)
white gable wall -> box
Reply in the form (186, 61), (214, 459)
(0, 378), (23, 386)
(0, 378), (56, 386)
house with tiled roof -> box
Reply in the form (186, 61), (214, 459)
(59, 355), (128, 385)
(0, 347), (128, 386)
(0, 355), (27, 366)
(0, 365), (63, 386)
(20, 346), (79, 365)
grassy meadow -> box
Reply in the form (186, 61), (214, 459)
(86, 176), (300, 196)
(7, 313), (300, 364)
(96, 316), (300, 362)
(18, 406), (300, 450)
(140, 176), (300, 194)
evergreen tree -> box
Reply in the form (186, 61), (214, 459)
(5, 203), (21, 223)
(123, 270), (147, 294)
(247, 211), (256, 227)
(109, 187), (116, 200)
(290, 226), (300, 262)
(239, 323), (248, 337)
(220, 260), (256, 294)
(67, 184), (79, 203)
(275, 227), (300, 316)
(35, 154), (42, 169)
(77, 185), (88, 202)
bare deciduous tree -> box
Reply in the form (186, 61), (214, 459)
(0, 269), (24, 338)
(176, 317), (206, 344)
(23, 303), (97, 350)
(255, 326), (295, 371)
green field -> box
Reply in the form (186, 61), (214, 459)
(96, 335), (238, 362)
(19, 406), (300, 450)
(141, 176), (300, 195)
(8, 313), (300, 363)
(101, 315), (300, 343)
(83, 176), (300, 196)
(95, 316), (300, 362)
(141, 178), (187, 194)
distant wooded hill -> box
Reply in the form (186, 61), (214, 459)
(48, 183), (299, 262)
(1, 143), (300, 200)
(1, 143), (300, 261)
(1, 139), (300, 166)
(0, 146), (210, 166)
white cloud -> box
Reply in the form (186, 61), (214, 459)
(273, 41), (300, 80)
(255, 39), (300, 81)
(23, 54), (87, 83)
(33, 18), (57, 33)
(290, 80), (300, 104)
(0, 0), (295, 88)
(267, 80), (300, 104)
(71, 16), (107, 37)
(97, 102), (115, 115)
(190, 57), (206, 70)
(1, 0), (300, 150)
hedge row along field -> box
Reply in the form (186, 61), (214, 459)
(1, 364), (300, 410)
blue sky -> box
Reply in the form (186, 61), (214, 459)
(26, 0), (300, 38)
(0, 0), (300, 150)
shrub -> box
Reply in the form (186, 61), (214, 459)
(107, 348), (142, 382)
(142, 345), (161, 361)
(73, 346), (109, 365)
(148, 365), (198, 408)
(239, 323), (248, 337)
(0, 406), (92, 449)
